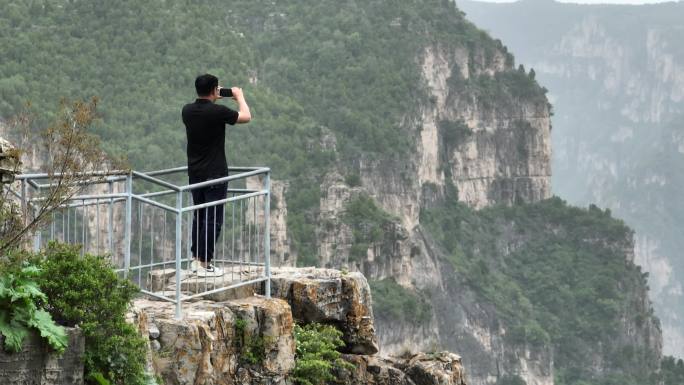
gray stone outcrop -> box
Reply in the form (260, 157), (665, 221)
(0, 327), (84, 385)
(132, 267), (467, 385)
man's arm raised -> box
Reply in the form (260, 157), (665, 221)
(231, 87), (251, 123)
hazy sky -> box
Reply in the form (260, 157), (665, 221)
(474, 0), (680, 3)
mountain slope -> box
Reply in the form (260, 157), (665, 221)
(458, 0), (684, 358)
(0, 1), (665, 384)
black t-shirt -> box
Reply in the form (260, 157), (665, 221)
(182, 99), (239, 181)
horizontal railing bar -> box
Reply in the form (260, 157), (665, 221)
(180, 277), (267, 301)
(62, 197), (127, 209)
(125, 260), (176, 271)
(132, 171), (181, 192)
(30, 193), (128, 202)
(181, 190), (267, 212)
(132, 194), (178, 213)
(211, 260), (266, 267)
(139, 189), (176, 198)
(33, 177), (118, 189)
(137, 188), (259, 196)
(140, 166), (188, 176)
(29, 197), (126, 211)
(139, 290), (178, 304)
(227, 189), (259, 194)
(33, 197), (126, 210)
(140, 165), (262, 176)
(179, 168), (270, 192)
(15, 170), (130, 180)
(131, 166), (264, 183)
(17, 166), (267, 189)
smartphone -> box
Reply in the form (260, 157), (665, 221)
(219, 88), (233, 98)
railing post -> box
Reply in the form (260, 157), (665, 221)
(108, 180), (114, 254)
(33, 204), (41, 252)
(263, 170), (271, 299)
(124, 173), (132, 276)
(20, 179), (27, 225)
(175, 190), (183, 319)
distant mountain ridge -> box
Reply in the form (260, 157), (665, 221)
(458, 0), (684, 358)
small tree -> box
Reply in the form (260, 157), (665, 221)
(0, 98), (124, 257)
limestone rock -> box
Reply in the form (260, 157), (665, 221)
(136, 267), (470, 384)
(131, 296), (295, 385)
(337, 352), (468, 385)
(338, 354), (414, 385)
(0, 327), (84, 385)
(0, 137), (20, 184)
(402, 352), (467, 385)
(149, 323), (160, 339)
(269, 267), (379, 355)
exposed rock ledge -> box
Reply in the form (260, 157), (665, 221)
(132, 267), (467, 385)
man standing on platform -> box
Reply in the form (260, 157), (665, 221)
(182, 74), (251, 276)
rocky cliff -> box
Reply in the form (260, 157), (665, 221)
(265, 9), (557, 385)
(130, 267), (467, 385)
(0, 0), (665, 384)
(458, 0), (684, 359)
(259, 4), (663, 385)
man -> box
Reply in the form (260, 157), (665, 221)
(182, 74), (251, 276)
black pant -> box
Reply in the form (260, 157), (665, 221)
(190, 179), (227, 264)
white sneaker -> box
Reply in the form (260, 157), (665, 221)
(197, 264), (224, 277)
(190, 259), (201, 273)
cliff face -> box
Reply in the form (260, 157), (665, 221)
(0, 0), (665, 384)
(416, 45), (551, 210)
(278, 25), (558, 385)
(458, 0), (684, 358)
(262, 5), (663, 385)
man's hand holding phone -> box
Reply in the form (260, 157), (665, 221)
(218, 87), (232, 98)
(218, 87), (244, 102)
(218, 86), (250, 123)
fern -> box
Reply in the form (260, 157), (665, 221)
(0, 265), (67, 353)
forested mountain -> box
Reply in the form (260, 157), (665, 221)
(0, 1), (676, 384)
(458, 0), (684, 359)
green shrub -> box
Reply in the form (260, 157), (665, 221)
(344, 173), (362, 187)
(234, 316), (268, 366)
(0, 263), (67, 353)
(343, 195), (395, 263)
(37, 243), (148, 385)
(439, 119), (473, 150)
(661, 356), (684, 385)
(293, 323), (354, 385)
(369, 278), (432, 325)
(421, 196), (658, 384)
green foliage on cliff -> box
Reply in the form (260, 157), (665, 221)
(369, 278), (432, 325)
(293, 323), (354, 385)
(37, 243), (148, 385)
(660, 356), (684, 385)
(450, 68), (549, 111)
(0, 262), (67, 353)
(421, 196), (661, 385)
(343, 195), (396, 262)
(234, 316), (270, 366)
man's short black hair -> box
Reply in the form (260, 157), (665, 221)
(195, 74), (219, 96)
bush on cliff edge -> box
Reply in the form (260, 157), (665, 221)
(293, 322), (354, 385)
(37, 242), (148, 385)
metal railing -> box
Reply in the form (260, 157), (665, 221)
(6, 166), (271, 319)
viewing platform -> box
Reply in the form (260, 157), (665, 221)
(6, 166), (272, 319)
